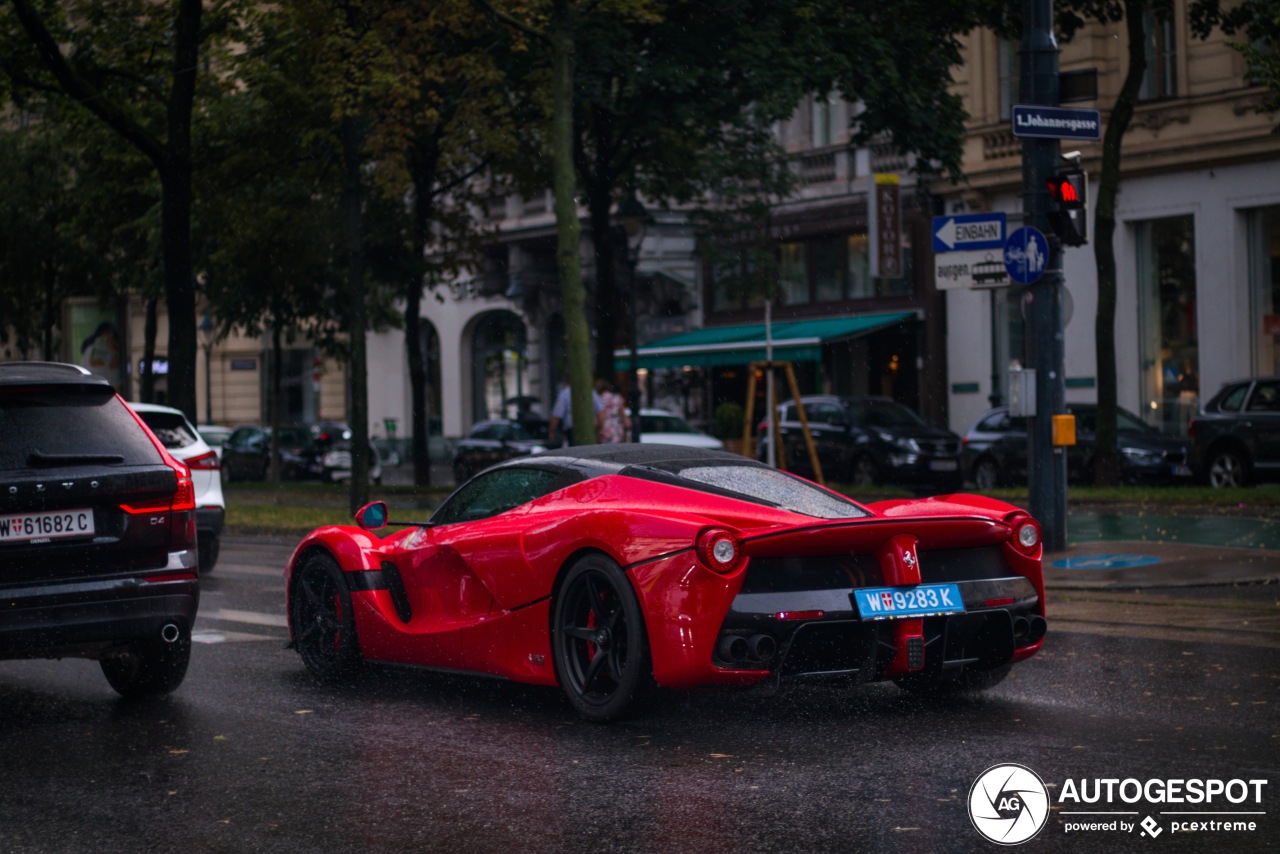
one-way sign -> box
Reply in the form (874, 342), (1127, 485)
(932, 212), (1007, 253)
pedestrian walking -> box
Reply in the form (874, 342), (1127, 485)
(595, 378), (631, 443)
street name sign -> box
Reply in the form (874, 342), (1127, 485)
(932, 212), (1007, 253)
(1011, 105), (1102, 140)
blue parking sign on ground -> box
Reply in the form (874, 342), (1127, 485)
(1004, 226), (1049, 284)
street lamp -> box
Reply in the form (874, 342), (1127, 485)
(617, 189), (649, 443)
(198, 311), (215, 425)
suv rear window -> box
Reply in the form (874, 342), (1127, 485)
(0, 387), (164, 470)
(137, 411), (200, 450)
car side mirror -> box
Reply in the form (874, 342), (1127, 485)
(355, 500), (388, 531)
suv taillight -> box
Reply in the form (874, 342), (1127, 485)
(121, 459), (197, 551)
(185, 450), (220, 471)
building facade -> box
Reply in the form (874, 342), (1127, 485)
(941, 9), (1280, 438)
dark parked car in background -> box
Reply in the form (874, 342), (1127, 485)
(756, 395), (963, 490)
(221, 422), (381, 484)
(0, 362), (198, 697)
(452, 419), (548, 483)
(962, 404), (1193, 488)
(1189, 377), (1280, 487)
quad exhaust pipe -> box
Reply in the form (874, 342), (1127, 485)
(717, 633), (777, 665)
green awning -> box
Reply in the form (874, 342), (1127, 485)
(614, 310), (916, 371)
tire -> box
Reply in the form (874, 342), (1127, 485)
(221, 462), (234, 485)
(100, 632), (192, 699)
(1206, 448), (1250, 488)
(551, 554), (651, 722)
(895, 663), (1011, 697)
(290, 551), (362, 682)
(198, 534), (221, 574)
(973, 457), (1001, 490)
(851, 455), (878, 487)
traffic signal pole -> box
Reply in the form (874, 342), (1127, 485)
(1022, 0), (1068, 551)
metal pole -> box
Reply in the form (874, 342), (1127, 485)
(1022, 0), (1068, 550)
(629, 253), (642, 443)
(203, 343), (213, 425)
(989, 290), (1003, 408)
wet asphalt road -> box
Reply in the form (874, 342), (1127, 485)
(0, 536), (1277, 854)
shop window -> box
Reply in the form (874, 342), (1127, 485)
(779, 242), (809, 306)
(1136, 215), (1197, 435)
(1248, 205), (1280, 375)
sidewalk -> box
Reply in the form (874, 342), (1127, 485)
(1045, 511), (1280, 590)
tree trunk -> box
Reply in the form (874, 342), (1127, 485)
(1093, 1), (1147, 486)
(142, 297), (159, 402)
(550, 6), (596, 445)
(343, 112), (370, 514)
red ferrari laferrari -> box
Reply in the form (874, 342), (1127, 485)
(285, 444), (1046, 721)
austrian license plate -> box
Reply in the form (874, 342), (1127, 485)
(852, 583), (965, 621)
(0, 508), (95, 544)
(929, 459), (959, 472)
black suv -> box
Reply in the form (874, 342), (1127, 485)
(1189, 377), (1280, 487)
(962, 404), (1193, 488)
(0, 362), (199, 696)
(756, 395), (963, 490)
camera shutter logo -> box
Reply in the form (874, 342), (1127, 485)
(969, 764), (1050, 845)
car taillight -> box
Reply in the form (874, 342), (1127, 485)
(1004, 511), (1041, 555)
(696, 528), (744, 574)
(1187, 418), (1197, 439)
(121, 459), (197, 550)
(185, 450), (220, 471)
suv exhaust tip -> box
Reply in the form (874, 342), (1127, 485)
(160, 623), (182, 644)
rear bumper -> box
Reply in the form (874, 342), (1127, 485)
(196, 505), (225, 537)
(0, 550), (199, 660)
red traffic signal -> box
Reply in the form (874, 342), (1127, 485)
(1046, 168), (1088, 245)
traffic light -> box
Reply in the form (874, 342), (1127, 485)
(1046, 168), (1088, 246)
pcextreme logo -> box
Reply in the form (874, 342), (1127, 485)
(968, 764), (1270, 845)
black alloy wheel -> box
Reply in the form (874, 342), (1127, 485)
(290, 551), (362, 682)
(973, 457), (1001, 490)
(1207, 448), (1249, 489)
(852, 454), (878, 487)
(551, 554), (651, 722)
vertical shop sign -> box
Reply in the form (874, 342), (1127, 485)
(869, 173), (902, 279)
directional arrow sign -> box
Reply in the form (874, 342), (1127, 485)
(932, 212), (1007, 254)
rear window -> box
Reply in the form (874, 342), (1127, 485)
(137, 410), (200, 450)
(627, 460), (870, 520)
(0, 387), (164, 470)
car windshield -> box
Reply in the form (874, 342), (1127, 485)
(631, 461), (870, 519)
(0, 387), (164, 469)
(641, 414), (697, 434)
(275, 427), (315, 448)
(859, 400), (928, 428)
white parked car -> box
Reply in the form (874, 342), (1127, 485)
(131, 403), (225, 573)
(636, 408), (724, 450)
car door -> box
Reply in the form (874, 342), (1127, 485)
(1244, 380), (1280, 476)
